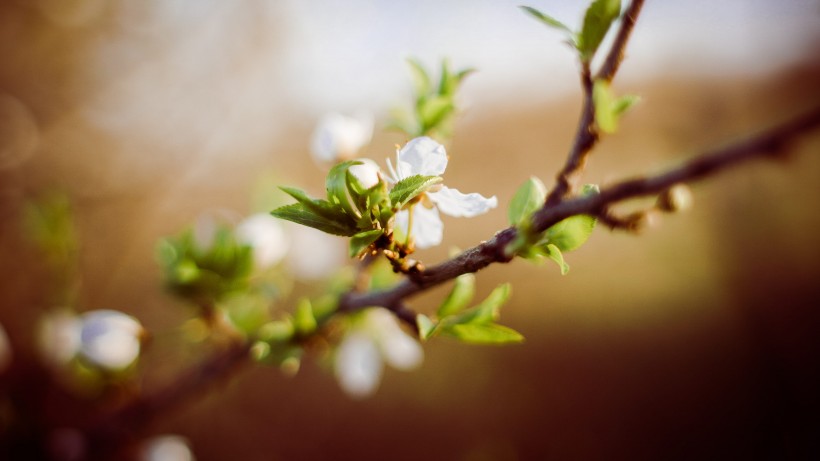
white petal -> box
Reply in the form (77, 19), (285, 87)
(366, 310), (423, 371)
(428, 186), (498, 218)
(348, 159), (381, 189)
(38, 310), (82, 365)
(334, 332), (383, 399)
(396, 136), (448, 178)
(79, 310), (143, 370)
(236, 213), (289, 268)
(394, 206), (443, 250)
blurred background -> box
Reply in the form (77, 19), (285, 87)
(1, 0), (820, 460)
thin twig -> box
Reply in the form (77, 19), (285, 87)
(596, 0), (646, 82)
(545, 0), (647, 205)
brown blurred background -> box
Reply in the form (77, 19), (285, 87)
(2, 1), (820, 460)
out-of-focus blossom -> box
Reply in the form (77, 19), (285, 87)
(334, 308), (423, 398)
(236, 213), (289, 268)
(141, 435), (195, 461)
(285, 225), (345, 280)
(0, 322), (12, 372)
(310, 113), (373, 164)
(387, 137), (497, 249)
(78, 310), (144, 371)
(38, 309), (83, 366)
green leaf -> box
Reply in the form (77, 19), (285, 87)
(348, 229), (384, 258)
(407, 58), (432, 97)
(419, 95), (455, 133)
(519, 6), (573, 35)
(508, 177), (547, 226)
(578, 0), (621, 62)
(445, 323), (524, 345)
(271, 203), (357, 236)
(545, 214), (596, 252)
(593, 79), (617, 133)
(613, 94), (640, 117)
(326, 160), (362, 219)
(279, 187), (347, 222)
(437, 273), (476, 318)
(389, 175), (443, 209)
(416, 314), (437, 341)
(447, 283), (511, 326)
(294, 298), (317, 335)
(544, 243), (569, 275)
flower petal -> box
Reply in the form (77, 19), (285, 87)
(428, 186), (498, 218)
(236, 213), (289, 268)
(396, 136), (448, 178)
(366, 309), (423, 371)
(79, 310), (143, 370)
(334, 332), (383, 399)
(310, 113), (373, 163)
(394, 205), (443, 249)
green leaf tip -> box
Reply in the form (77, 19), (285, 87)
(519, 5), (573, 35)
(578, 0), (622, 62)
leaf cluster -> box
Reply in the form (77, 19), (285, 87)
(417, 276), (523, 345)
(389, 59), (474, 140)
(156, 226), (254, 307)
(506, 178), (598, 274)
(271, 161), (442, 258)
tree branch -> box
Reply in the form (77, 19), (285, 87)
(341, 106), (820, 313)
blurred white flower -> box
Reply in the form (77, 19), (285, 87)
(78, 310), (144, 371)
(387, 136), (497, 249)
(236, 213), (289, 268)
(0, 322), (12, 372)
(310, 112), (373, 163)
(141, 435), (195, 461)
(285, 225), (345, 280)
(334, 308), (423, 398)
(38, 309), (82, 366)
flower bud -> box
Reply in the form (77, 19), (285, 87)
(348, 159), (381, 189)
(79, 310), (144, 371)
(656, 184), (693, 213)
(310, 113), (373, 164)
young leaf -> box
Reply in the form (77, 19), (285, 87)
(407, 58), (432, 97)
(544, 243), (570, 275)
(545, 214), (596, 252)
(294, 298), (317, 335)
(419, 95), (455, 134)
(389, 175), (443, 209)
(280, 186), (351, 223)
(271, 203), (357, 236)
(416, 314), (437, 341)
(437, 273), (476, 318)
(508, 177), (547, 226)
(578, 0), (621, 62)
(446, 283), (511, 326)
(445, 323), (524, 345)
(593, 79), (617, 133)
(326, 160), (362, 219)
(348, 229), (384, 258)
(519, 6), (573, 35)
(613, 94), (640, 117)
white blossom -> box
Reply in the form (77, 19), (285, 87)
(236, 213), (289, 268)
(387, 136), (497, 248)
(348, 158), (381, 189)
(78, 310), (143, 371)
(310, 113), (373, 163)
(334, 309), (423, 398)
(141, 435), (195, 461)
(37, 309), (82, 366)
